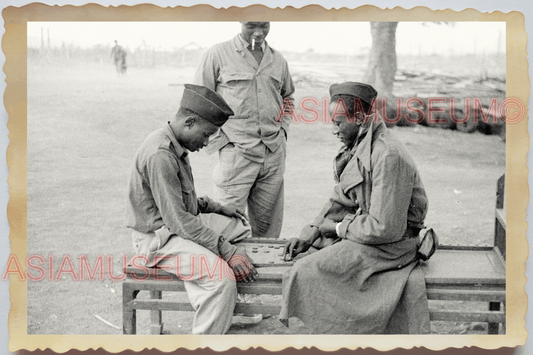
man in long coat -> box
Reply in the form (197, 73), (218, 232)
(281, 82), (430, 334)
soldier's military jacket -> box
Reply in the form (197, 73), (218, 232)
(280, 118), (430, 334)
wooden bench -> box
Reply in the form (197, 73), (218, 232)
(123, 175), (506, 335)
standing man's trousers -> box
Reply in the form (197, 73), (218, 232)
(212, 141), (286, 239)
(131, 214), (250, 334)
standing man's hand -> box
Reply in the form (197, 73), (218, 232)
(228, 247), (258, 283)
(218, 204), (249, 226)
(281, 127), (288, 140)
(319, 218), (338, 239)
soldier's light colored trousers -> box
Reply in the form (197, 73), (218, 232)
(213, 142), (286, 239)
(131, 214), (250, 334)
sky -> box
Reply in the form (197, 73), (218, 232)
(27, 21), (505, 56)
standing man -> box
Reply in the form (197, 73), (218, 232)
(194, 22), (295, 239)
(125, 84), (257, 334)
(281, 82), (430, 334)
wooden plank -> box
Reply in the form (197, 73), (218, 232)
(488, 302), (502, 334)
(129, 299), (282, 315)
(254, 263), (294, 268)
(130, 299), (194, 312)
(128, 299), (506, 325)
(124, 280), (187, 292)
(486, 249), (506, 274)
(150, 291), (163, 335)
(494, 221), (506, 261)
(122, 284), (139, 335)
(496, 208), (506, 230)
(429, 310), (505, 323)
(123, 279), (283, 294)
(425, 276), (505, 286)
(496, 174), (505, 209)
(437, 245), (494, 251)
(494, 174), (506, 261)
(427, 288), (505, 302)
(252, 271), (287, 281)
(426, 283), (505, 292)
(237, 238), (288, 245)
(236, 283), (283, 295)
(126, 279), (506, 300)
(234, 303), (282, 315)
(125, 267), (182, 281)
(125, 249), (506, 288)
(421, 249), (505, 285)
(125, 266), (289, 281)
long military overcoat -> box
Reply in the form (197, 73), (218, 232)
(279, 119), (430, 334)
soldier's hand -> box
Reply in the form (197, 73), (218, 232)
(228, 247), (258, 283)
(282, 238), (311, 261)
(219, 204), (249, 226)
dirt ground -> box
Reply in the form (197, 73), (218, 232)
(26, 61), (505, 335)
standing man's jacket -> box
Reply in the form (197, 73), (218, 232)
(194, 34), (295, 162)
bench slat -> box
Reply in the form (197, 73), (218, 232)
(421, 249), (505, 286)
(234, 303), (282, 314)
(123, 279), (283, 294)
(128, 299), (282, 315)
(238, 238), (288, 245)
(126, 248), (505, 287)
(496, 208), (506, 229)
(427, 289), (506, 302)
(130, 299), (194, 312)
(127, 299), (506, 325)
(429, 310), (505, 323)
(125, 267), (287, 282)
(125, 281), (506, 301)
(125, 280), (187, 292)
(237, 284), (283, 295)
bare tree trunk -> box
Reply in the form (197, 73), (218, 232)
(364, 22), (398, 101)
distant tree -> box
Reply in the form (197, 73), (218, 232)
(364, 22), (398, 103)
(364, 22), (454, 104)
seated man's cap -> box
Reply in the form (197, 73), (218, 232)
(180, 84), (234, 127)
(329, 82), (378, 105)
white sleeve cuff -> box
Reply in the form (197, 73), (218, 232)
(335, 222), (342, 236)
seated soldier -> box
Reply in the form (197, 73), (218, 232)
(281, 82), (430, 334)
(125, 84), (257, 334)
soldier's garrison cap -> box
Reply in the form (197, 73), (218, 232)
(329, 82), (378, 105)
(180, 84), (234, 127)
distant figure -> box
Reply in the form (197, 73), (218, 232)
(111, 40), (127, 75)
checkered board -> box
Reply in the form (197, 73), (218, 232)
(237, 240), (295, 267)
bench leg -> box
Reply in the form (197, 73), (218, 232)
(501, 302), (506, 334)
(123, 282), (139, 335)
(150, 290), (163, 335)
(488, 301), (501, 334)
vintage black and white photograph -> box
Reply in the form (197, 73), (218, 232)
(24, 19), (510, 339)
